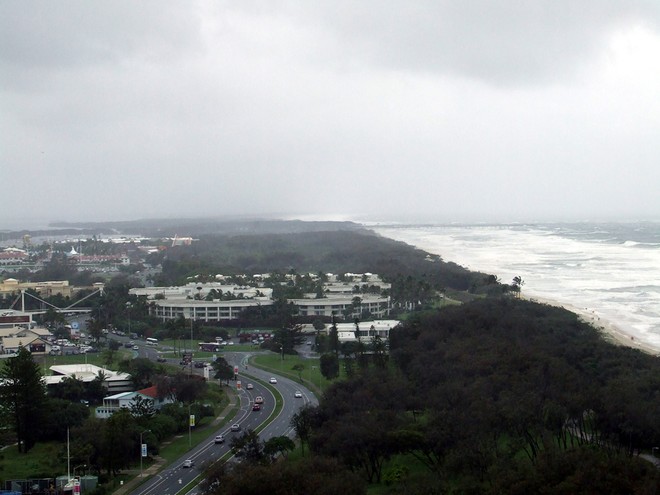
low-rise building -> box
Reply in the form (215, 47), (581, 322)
(332, 319), (401, 343)
(95, 384), (173, 419)
(1, 336), (50, 355)
(44, 364), (133, 394)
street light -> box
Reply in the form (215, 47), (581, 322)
(126, 302), (132, 336)
(140, 429), (151, 478)
(72, 464), (86, 479)
(279, 345), (283, 373)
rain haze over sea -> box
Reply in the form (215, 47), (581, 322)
(371, 222), (660, 354)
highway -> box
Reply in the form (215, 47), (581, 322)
(128, 349), (318, 495)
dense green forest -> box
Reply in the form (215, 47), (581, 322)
(203, 298), (660, 494)
(148, 230), (504, 296)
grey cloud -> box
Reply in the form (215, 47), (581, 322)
(269, 0), (660, 84)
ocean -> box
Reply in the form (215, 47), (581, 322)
(370, 222), (660, 354)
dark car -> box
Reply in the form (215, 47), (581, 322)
(157, 357), (167, 362)
(194, 362), (206, 368)
(252, 403), (261, 411)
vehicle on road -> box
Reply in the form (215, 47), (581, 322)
(294, 391), (302, 398)
(252, 403), (261, 411)
(246, 383), (253, 390)
(269, 377), (277, 384)
(182, 459), (194, 468)
(254, 396), (264, 404)
(132, 345), (139, 350)
(214, 435), (225, 444)
(230, 423), (241, 432)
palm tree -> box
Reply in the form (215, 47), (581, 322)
(512, 276), (525, 298)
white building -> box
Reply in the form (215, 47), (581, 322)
(131, 282), (275, 322)
(96, 384), (173, 419)
(332, 319), (401, 343)
(149, 298), (275, 322)
(44, 364), (133, 394)
(288, 294), (391, 319)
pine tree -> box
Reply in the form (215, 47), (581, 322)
(0, 347), (47, 453)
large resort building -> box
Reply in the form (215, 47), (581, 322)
(131, 276), (392, 322)
(290, 294), (391, 318)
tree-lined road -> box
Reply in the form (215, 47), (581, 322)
(129, 351), (317, 495)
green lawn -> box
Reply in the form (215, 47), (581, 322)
(251, 353), (329, 394)
(36, 348), (134, 375)
(0, 442), (69, 480)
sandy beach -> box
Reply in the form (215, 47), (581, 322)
(525, 295), (660, 357)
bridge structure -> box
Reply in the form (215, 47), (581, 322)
(8, 286), (104, 317)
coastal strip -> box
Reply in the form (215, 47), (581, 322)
(525, 295), (660, 357)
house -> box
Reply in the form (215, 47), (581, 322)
(1, 336), (51, 355)
(95, 385), (173, 419)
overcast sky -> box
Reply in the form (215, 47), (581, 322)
(3, 1), (660, 228)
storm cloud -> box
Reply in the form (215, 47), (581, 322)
(2, 1), (660, 226)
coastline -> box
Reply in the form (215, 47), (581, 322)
(524, 294), (660, 357)
(369, 224), (660, 358)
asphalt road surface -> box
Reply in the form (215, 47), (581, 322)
(128, 351), (317, 495)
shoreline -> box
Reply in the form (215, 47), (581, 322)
(524, 294), (660, 357)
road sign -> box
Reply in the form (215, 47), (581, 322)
(189, 414), (195, 427)
(141, 443), (147, 457)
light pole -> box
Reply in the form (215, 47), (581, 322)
(140, 429), (150, 478)
(126, 302), (132, 336)
(311, 365), (316, 390)
(280, 345), (283, 373)
(72, 464), (86, 479)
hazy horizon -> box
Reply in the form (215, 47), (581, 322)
(3, 2), (660, 225)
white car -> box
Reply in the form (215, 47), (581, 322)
(269, 377), (277, 384)
(230, 423), (241, 432)
(246, 383), (254, 390)
(182, 459), (194, 468)
(214, 435), (225, 444)
(294, 391), (302, 398)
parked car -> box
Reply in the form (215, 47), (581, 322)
(182, 459), (194, 468)
(214, 435), (225, 444)
(132, 345), (139, 350)
(194, 362), (206, 368)
(269, 377), (277, 384)
(156, 357), (167, 362)
(230, 423), (241, 432)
